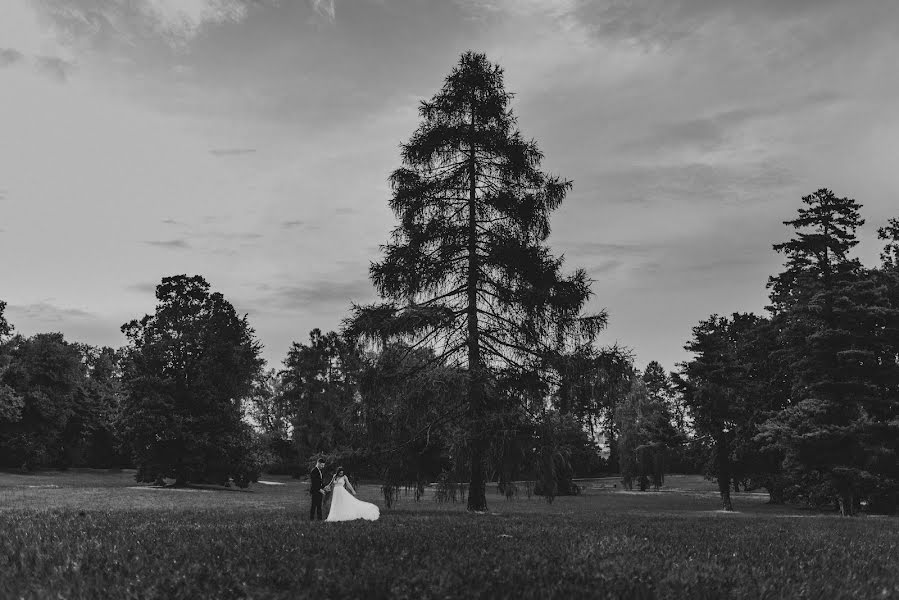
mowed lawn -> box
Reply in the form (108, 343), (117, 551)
(1, 471), (897, 599)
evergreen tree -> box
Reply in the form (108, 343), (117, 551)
(760, 190), (899, 514)
(640, 361), (681, 446)
(120, 275), (264, 487)
(870, 218), (899, 512)
(730, 317), (790, 502)
(878, 218), (899, 271)
(678, 313), (762, 510)
(347, 52), (604, 511)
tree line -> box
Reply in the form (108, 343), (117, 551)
(1, 53), (896, 516)
(674, 190), (899, 515)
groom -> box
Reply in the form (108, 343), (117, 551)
(309, 458), (327, 521)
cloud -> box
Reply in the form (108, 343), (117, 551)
(559, 241), (659, 258)
(213, 231), (264, 240)
(0, 48), (24, 67)
(588, 259), (625, 275)
(143, 230), (262, 255)
(9, 302), (96, 322)
(126, 282), (159, 295)
(281, 220), (321, 230)
(196, 230), (265, 257)
(619, 92), (843, 154)
(255, 279), (375, 312)
(573, 1), (698, 47)
(681, 252), (768, 274)
(586, 160), (797, 207)
(572, 0), (852, 48)
(209, 148), (257, 156)
(139, 0), (251, 42)
(454, 0), (580, 21)
(28, 0), (264, 53)
(310, 0), (335, 22)
(36, 55), (75, 81)
(145, 239), (191, 249)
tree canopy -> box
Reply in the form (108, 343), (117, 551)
(119, 275), (264, 487)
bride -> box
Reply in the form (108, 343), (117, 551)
(325, 467), (380, 522)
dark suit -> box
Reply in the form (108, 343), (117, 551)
(309, 466), (326, 520)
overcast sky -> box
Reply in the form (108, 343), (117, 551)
(2, 0), (898, 372)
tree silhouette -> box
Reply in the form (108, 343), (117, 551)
(760, 190), (899, 514)
(280, 329), (359, 465)
(120, 275), (264, 487)
(0, 333), (84, 469)
(678, 313), (763, 511)
(347, 52), (605, 511)
(0, 300), (12, 341)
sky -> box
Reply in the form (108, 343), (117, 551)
(1, 0), (898, 373)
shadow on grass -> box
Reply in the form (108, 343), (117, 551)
(143, 482), (257, 493)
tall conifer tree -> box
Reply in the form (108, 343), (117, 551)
(761, 190), (899, 513)
(348, 52), (604, 511)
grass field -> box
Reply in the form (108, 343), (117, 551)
(1, 470), (897, 599)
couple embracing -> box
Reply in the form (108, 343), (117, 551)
(309, 458), (380, 522)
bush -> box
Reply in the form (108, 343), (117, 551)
(866, 489), (898, 514)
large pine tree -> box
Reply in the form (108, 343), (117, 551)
(347, 52), (604, 511)
(761, 190), (899, 514)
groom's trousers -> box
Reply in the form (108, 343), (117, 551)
(309, 492), (323, 520)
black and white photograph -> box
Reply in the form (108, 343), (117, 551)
(1, 0), (898, 597)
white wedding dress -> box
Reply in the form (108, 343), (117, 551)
(326, 476), (380, 522)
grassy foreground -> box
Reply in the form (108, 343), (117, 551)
(1, 471), (897, 599)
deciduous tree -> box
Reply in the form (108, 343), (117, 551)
(280, 329), (360, 466)
(120, 275), (264, 487)
(677, 313), (763, 510)
(0, 333), (84, 469)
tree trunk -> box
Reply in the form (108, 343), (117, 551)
(838, 489), (854, 517)
(607, 430), (619, 474)
(766, 480), (785, 504)
(466, 94), (487, 513)
(467, 383), (487, 512)
(720, 486), (734, 511)
(716, 433), (734, 511)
